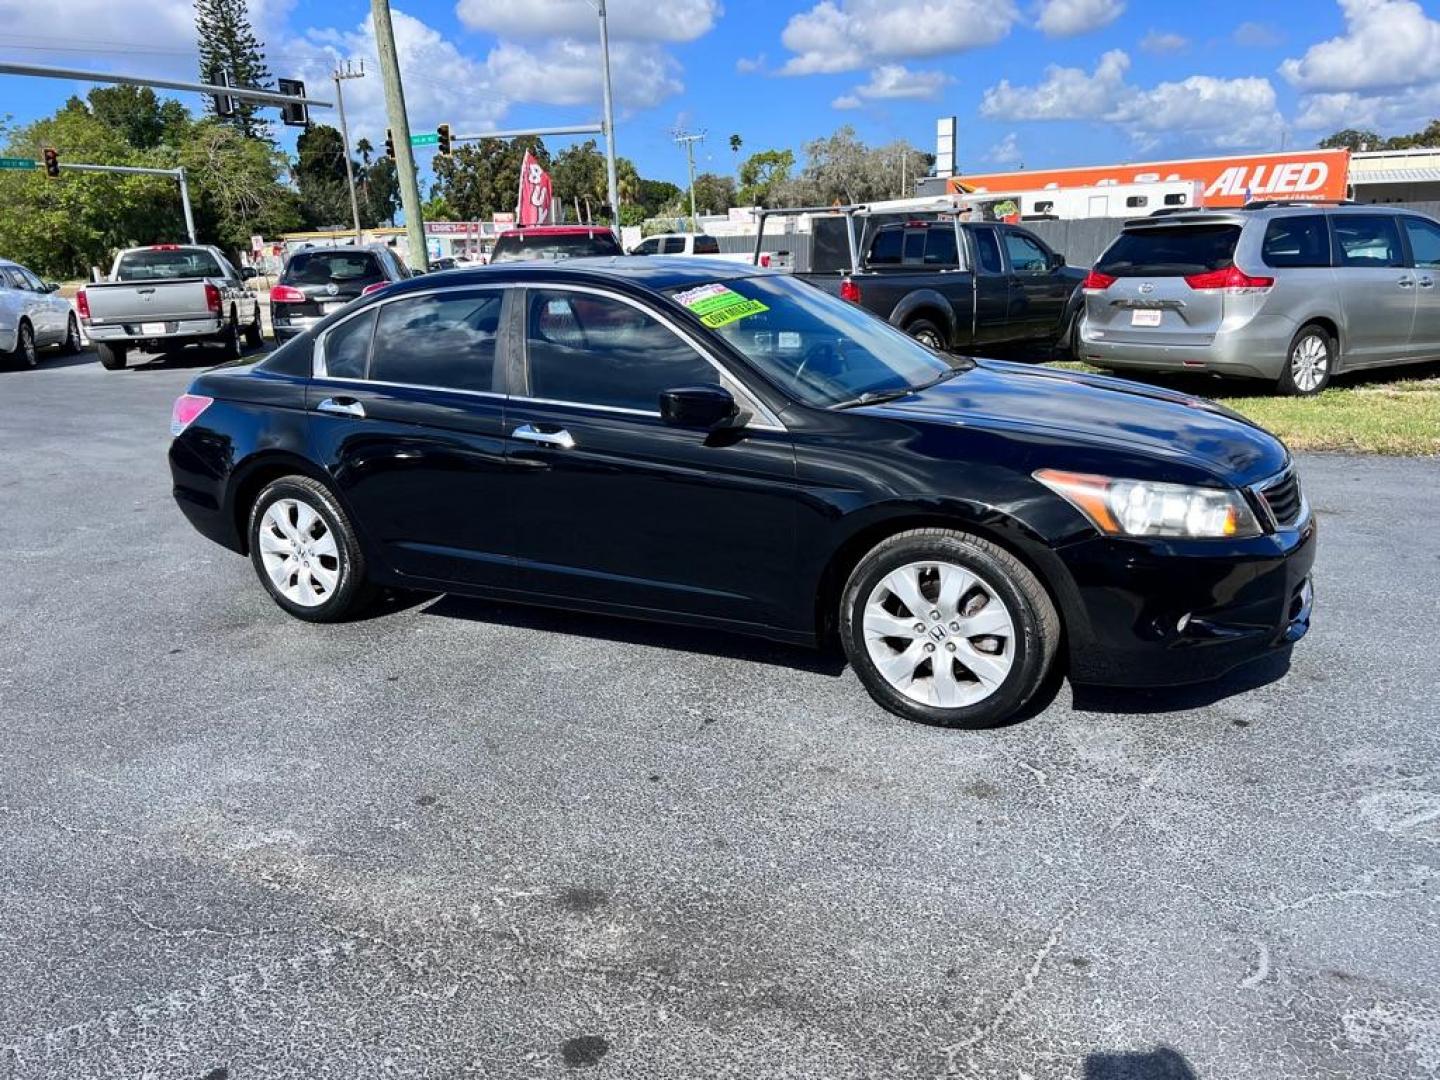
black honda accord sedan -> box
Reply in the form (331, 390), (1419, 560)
(168, 258), (1315, 728)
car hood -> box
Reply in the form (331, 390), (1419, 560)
(866, 358), (1288, 486)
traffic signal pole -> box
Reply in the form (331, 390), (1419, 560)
(58, 162), (196, 243)
(370, 0), (428, 271)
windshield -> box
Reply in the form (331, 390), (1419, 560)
(666, 275), (958, 408)
(116, 248), (223, 281)
(491, 232), (623, 263)
(283, 251), (385, 286)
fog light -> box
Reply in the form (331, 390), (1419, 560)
(1176, 613), (1192, 632)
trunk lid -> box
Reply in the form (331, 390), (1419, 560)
(84, 280), (214, 324)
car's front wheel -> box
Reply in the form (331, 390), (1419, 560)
(248, 476), (375, 622)
(61, 314), (82, 355)
(9, 321), (38, 368)
(840, 529), (1060, 728)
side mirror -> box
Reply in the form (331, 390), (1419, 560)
(240, 267), (257, 280)
(43, 281), (61, 293)
(1050, 252), (1067, 269)
(659, 385), (741, 430)
(628, 247), (648, 256)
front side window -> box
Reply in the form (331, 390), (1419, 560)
(972, 228), (1003, 273)
(19, 267), (46, 291)
(1261, 216), (1330, 268)
(1003, 231), (1050, 273)
(322, 308), (377, 379)
(632, 238), (660, 255)
(370, 291), (503, 392)
(1402, 216), (1440, 269)
(1333, 215), (1403, 268)
(526, 290), (716, 412)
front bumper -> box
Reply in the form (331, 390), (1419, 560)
(1057, 511), (1317, 687)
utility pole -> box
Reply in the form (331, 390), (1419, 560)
(333, 60), (366, 244)
(370, 0), (427, 271)
(596, 0), (620, 227)
(674, 131), (704, 232)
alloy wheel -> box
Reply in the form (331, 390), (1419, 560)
(862, 560), (1017, 708)
(18, 324), (37, 367)
(915, 329), (944, 350)
(257, 498), (341, 607)
(1290, 334), (1328, 393)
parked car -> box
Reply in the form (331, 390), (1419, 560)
(489, 226), (623, 264)
(1077, 203), (1440, 395)
(628, 232), (768, 264)
(168, 258), (1315, 729)
(428, 257), (459, 272)
(1, 258), (82, 367)
(79, 245), (262, 370)
(798, 218), (1086, 356)
(270, 245), (411, 342)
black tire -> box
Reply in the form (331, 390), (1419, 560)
(247, 475), (376, 623)
(221, 310), (242, 360)
(840, 528), (1060, 729)
(1276, 324), (1334, 397)
(10, 320), (38, 368)
(244, 307), (264, 349)
(61, 314), (82, 355)
(905, 318), (947, 352)
(95, 341), (127, 371)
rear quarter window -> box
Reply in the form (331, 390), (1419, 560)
(1261, 216), (1331, 268)
(1096, 224), (1241, 277)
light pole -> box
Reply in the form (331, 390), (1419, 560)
(595, 0), (621, 227)
(333, 60), (366, 243)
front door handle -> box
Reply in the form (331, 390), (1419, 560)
(1398, 277), (1416, 288)
(512, 423), (576, 450)
(1420, 276), (1435, 289)
(315, 396), (365, 418)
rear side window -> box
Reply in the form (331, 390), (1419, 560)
(284, 251), (385, 287)
(370, 291), (503, 392)
(1333, 215), (1403, 268)
(868, 228), (903, 265)
(1096, 224), (1241, 277)
(924, 227), (959, 266)
(693, 235), (721, 255)
(1403, 216), (1440, 269)
(972, 228), (1003, 273)
(321, 308), (377, 379)
(660, 236), (686, 254)
(1261, 216), (1331, 268)
(115, 248), (223, 281)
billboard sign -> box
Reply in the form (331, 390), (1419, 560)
(948, 149), (1351, 208)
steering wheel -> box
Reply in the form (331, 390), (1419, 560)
(795, 339), (844, 385)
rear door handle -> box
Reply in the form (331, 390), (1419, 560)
(315, 396), (365, 418)
(512, 423), (575, 449)
(1398, 277), (1416, 288)
(1420, 277), (1435, 289)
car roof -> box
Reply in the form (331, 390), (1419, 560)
(496, 226), (616, 237)
(379, 255), (764, 295)
(1123, 203), (1424, 229)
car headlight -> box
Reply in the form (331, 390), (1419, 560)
(1034, 469), (1263, 539)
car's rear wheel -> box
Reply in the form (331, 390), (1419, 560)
(1277, 325), (1333, 397)
(248, 476), (375, 623)
(94, 342), (126, 370)
(840, 528), (1060, 728)
(905, 318), (947, 352)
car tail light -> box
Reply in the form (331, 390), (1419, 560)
(758, 253), (772, 268)
(839, 277), (862, 303)
(76, 288), (91, 321)
(170, 393), (213, 436)
(361, 281), (390, 296)
(1081, 270), (1116, 291)
(1184, 265), (1274, 292)
(203, 281), (222, 313)
(269, 284), (306, 303)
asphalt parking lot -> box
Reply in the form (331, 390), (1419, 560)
(2, 346), (1438, 1080)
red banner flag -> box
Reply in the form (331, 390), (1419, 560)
(517, 149), (552, 226)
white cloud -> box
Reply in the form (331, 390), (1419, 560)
(982, 50), (1283, 149)
(1233, 21), (1283, 47)
(831, 94), (862, 110)
(981, 49), (1130, 120)
(735, 54), (766, 73)
(1139, 30), (1188, 54)
(1035, 0), (1124, 38)
(852, 64), (951, 100)
(1280, 0), (1440, 92)
(1293, 84), (1440, 132)
(779, 0), (1018, 75)
(0, 0), (196, 75)
(485, 39), (682, 110)
(987, 131), (1022, 165)
(455, 0), (719, 42)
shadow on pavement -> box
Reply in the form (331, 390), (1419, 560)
(1085, 1046), (1199, 1079)
(3, 348), (95, 372)
(1069, 647), (1292, 715)
(420, 593), (849, 677)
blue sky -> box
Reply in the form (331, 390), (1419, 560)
(2, 0), (1438, 189)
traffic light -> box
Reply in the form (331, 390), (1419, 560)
(42, 147), (59, 179)
(437, 123), (452, 157)
(277, 78), (308, 127)
(385, 129), (396, 161)
(212, 70), (235, 118)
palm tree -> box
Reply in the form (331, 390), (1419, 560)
(355, 137), (373, 166)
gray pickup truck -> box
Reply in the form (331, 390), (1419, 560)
(79, 245), (263, 370)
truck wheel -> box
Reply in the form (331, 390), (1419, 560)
(244, 308), (264, 349)
(221, 311), (242, 360)
(95, 341), (127, 371)
(905, 318), (947, 352)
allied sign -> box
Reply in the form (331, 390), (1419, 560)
(948, 149), (1352, 209)
(0, 157), (37, 170)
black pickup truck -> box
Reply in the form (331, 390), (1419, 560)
(791, 215), (1087, 357)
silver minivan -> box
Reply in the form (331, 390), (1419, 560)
(1077, 204), (1440, 395)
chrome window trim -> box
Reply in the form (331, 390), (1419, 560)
(517, 282), (787, 432)
(308, 374), (506, 401)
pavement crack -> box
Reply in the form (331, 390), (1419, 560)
(1238, 938), (1271, 989)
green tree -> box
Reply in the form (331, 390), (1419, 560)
(1319, 128), (1383, 151)
(551, 139), (610, 221)
(85, 86), (188, 150)
(432, 138), (549, 220)
(691, 172), (737, 215)
(636, 178), (682, 216)
(363, 157), (400, 226)
(195, 0), (273, 140)
(293, 124), (356, 229)
(737, 148), (794, 206)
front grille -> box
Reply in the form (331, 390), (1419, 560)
(1259, 470), (1303, 527)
